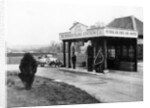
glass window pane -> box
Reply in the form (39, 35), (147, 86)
(129, 46), (134, 60)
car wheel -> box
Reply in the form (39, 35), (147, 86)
(51, 63), (55, 68)
(41, 64), (44, 67)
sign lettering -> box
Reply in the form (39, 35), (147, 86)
(60, 28), (138, 40)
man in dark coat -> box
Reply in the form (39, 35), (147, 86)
(72, 53), (76, 69)
(18, 53), (38, 90)
(72, 45), (76, 69)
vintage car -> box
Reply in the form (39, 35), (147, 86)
(37, 55), (48, 67)
(37, 54), (62, 67)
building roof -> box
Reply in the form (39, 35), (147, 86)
(69, 22), (88, 30)
(106, 16), (143, 36)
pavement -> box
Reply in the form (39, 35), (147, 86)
(7, 63), (143, 103)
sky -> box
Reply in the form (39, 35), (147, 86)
(6, 0), (143, 48)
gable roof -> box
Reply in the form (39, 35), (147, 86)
(69, 22), (88, 30)
(106, 16), (143, 35)
(134, 17), (143, 36)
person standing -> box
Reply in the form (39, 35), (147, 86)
(72, 44), (76, 69)
(72, 53), (76, 69)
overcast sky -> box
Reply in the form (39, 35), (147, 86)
(6, 0), (143, 48)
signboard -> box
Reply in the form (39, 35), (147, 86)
(104, 28), (138, 38)
(59, 28), (138, 40)
(59, 29), (104, 40)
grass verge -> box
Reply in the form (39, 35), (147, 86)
(7, 71), (100, 108)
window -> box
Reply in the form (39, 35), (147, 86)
(128, 45), (134, 60)
(122, 45), (128, 58)
(108, 46), (115, 59)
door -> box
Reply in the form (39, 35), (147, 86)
(107, 46), (116, 69)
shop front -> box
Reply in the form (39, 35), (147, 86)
(59, 21), (138, 72)
(60, 15), (144, 72)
